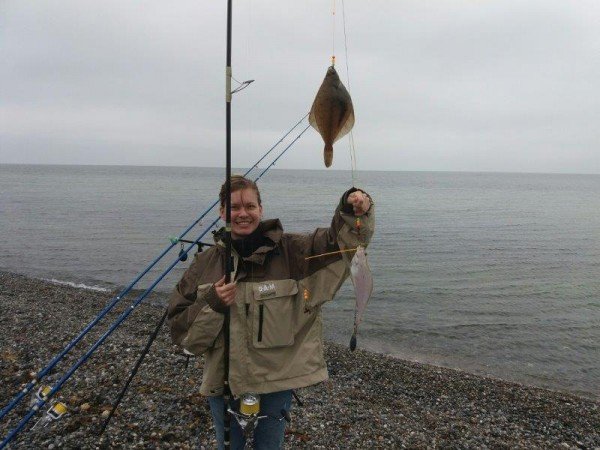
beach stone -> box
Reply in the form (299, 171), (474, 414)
(0, 272), (599, 449)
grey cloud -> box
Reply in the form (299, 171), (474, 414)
(1, 0), (599, 173)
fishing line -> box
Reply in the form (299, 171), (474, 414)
(341, 0), (351, 92)
(341, 0), (358, 187)
(0, 113), (308, 426)
(331, 0), (336, 66)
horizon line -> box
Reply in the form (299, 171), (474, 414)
(0, 162), (599, 177)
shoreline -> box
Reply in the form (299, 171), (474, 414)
(8, 270), (599, 402)
(1, 272), (598, 448)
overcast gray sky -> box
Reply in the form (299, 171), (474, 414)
(1, 1), (599, 173)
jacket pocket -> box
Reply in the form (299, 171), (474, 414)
(252, 279), (298, 349)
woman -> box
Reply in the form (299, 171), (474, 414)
(168, 175), (374, 449)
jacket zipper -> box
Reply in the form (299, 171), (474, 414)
(258, 304), (264, 342)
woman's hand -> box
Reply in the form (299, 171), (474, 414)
(347, 191), (371, 216)
(214, 276), (237, 306)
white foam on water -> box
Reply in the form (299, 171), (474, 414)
(42, 278), (111, 293)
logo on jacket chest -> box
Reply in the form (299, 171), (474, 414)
(258, 282), (276, 298)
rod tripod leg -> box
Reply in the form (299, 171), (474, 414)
(292, 390), (304, 407)
(98, 308), (168, 436)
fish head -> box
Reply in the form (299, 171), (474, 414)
(326, 65), (338, 78)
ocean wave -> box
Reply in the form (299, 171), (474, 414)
(42, 278), (111, 292)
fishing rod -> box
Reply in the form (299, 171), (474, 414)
(254, 125), (310, 182)
(0, 232), (211, 448)
(0, 119), (311, 449)
(0, 219), (216, 423)
(223, 0), (233, 448)
(0, 113), (308, 424)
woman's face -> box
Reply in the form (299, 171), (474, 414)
(220, 188), (263, 239)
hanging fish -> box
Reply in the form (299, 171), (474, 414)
(309, 65), (355, 167)
(349, 245), (373, 351)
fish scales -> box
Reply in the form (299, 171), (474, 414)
(308, 65), (355, 167)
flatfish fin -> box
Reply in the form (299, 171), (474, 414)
(333, 108), (355, 144)
(308, 109), (321, 134)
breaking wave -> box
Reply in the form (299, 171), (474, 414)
(42, 278), (111, 293)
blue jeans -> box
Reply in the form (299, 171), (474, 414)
(208, 390), (292, 450)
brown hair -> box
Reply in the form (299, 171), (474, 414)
(219, 175), (262, 208)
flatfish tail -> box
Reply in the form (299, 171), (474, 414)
(349, 333), (357, 352)
(324, 143), (333, 167)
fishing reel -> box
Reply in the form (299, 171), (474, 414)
(31, 401), (68, 430)
(29, 385), (52, 407)
(228, 393), (291, 438)
(228, 393), (266, 438)
(29, 385), (69, 430)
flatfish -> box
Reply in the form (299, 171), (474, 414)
(308, 65), (355, 167)
(349, 245), (373, 351)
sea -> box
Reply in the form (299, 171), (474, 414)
(1, 164), (599, 400)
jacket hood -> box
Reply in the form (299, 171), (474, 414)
(213, 219), (283, 266)
(258, 219), (284, 245)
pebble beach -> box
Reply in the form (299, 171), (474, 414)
(1, 272), (598, 449)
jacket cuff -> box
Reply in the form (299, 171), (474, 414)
(204, 284), (228, 313)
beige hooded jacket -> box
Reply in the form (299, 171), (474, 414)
(167, 189), (374, 397)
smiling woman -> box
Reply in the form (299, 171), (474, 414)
(167, 174), (374, 449)
(218, 176), (263, 239)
